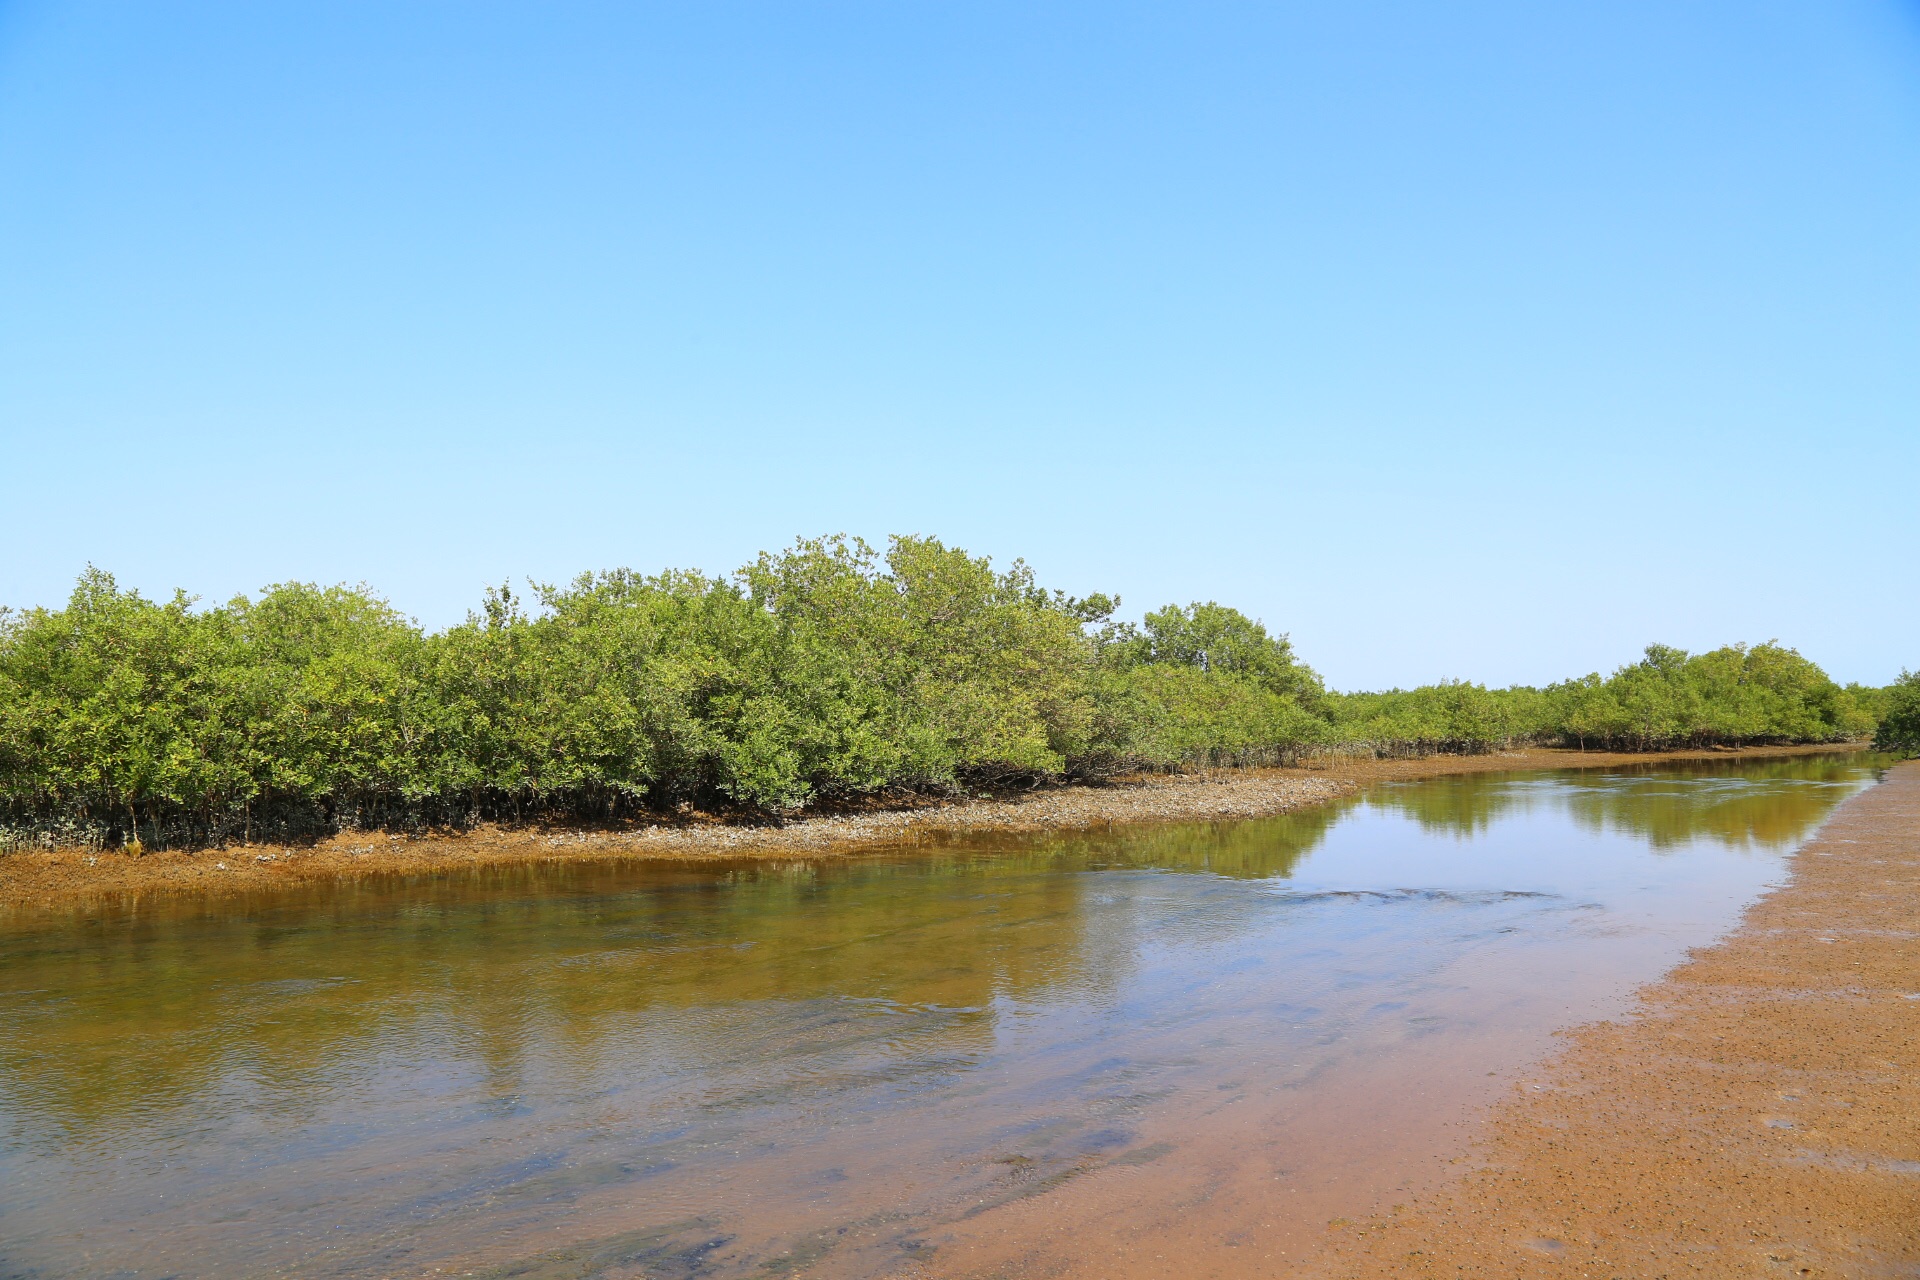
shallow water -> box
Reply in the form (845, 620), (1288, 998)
(0, 755), (1885, 1279)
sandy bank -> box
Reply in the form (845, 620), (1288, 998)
(1309, 757), (1920, 1279)
(0, 742), (1864, 912)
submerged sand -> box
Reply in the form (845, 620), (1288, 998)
(0, 743), (1859, 911)
(1308, 759), (1920, 1278)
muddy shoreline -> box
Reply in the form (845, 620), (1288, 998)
(0, 742), (1864, 912)
(1309, 756), (1920, 1279)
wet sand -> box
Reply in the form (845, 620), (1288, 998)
(1307, 758), (1920, 1279)
(0, 743), (1860, 912)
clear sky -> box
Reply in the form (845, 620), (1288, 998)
(2, 1), (1916, 690)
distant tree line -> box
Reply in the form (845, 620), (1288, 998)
(0, 536), (1897, 849)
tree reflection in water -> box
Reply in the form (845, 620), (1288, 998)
(1366, 754), (1888, 849)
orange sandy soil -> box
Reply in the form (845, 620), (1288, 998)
(1305, 758), (1920, 1280)
(0, 743), (1863, 913)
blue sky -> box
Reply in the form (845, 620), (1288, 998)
(2, 1), (1916, 689)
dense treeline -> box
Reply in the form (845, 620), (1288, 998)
(0, 536), (1894, 848)
(1326, 643), (1883, 756)
(1876, 671), (1920, 757)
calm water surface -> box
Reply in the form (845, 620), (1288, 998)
(0, 756), (1885, 1279)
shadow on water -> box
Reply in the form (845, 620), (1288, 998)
(0, 751), (1888, 1279)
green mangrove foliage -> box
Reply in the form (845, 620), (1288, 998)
(0, 537), (1893, 848)
(1325, 643), (1878, 757)
(1085, 602), (1331, 768)
(1874, 671), (1920, 757)
(1544, 643), (1877, 750)
(1325, 682), (1552, 756)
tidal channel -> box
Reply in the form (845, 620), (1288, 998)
(0, 755), (1886, 1279)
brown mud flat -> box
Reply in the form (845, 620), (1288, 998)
(1306, 758), (1920, 1280)
(0, 742), (1863, 912)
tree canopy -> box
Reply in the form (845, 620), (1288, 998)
(0, 542), (1893, 849)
